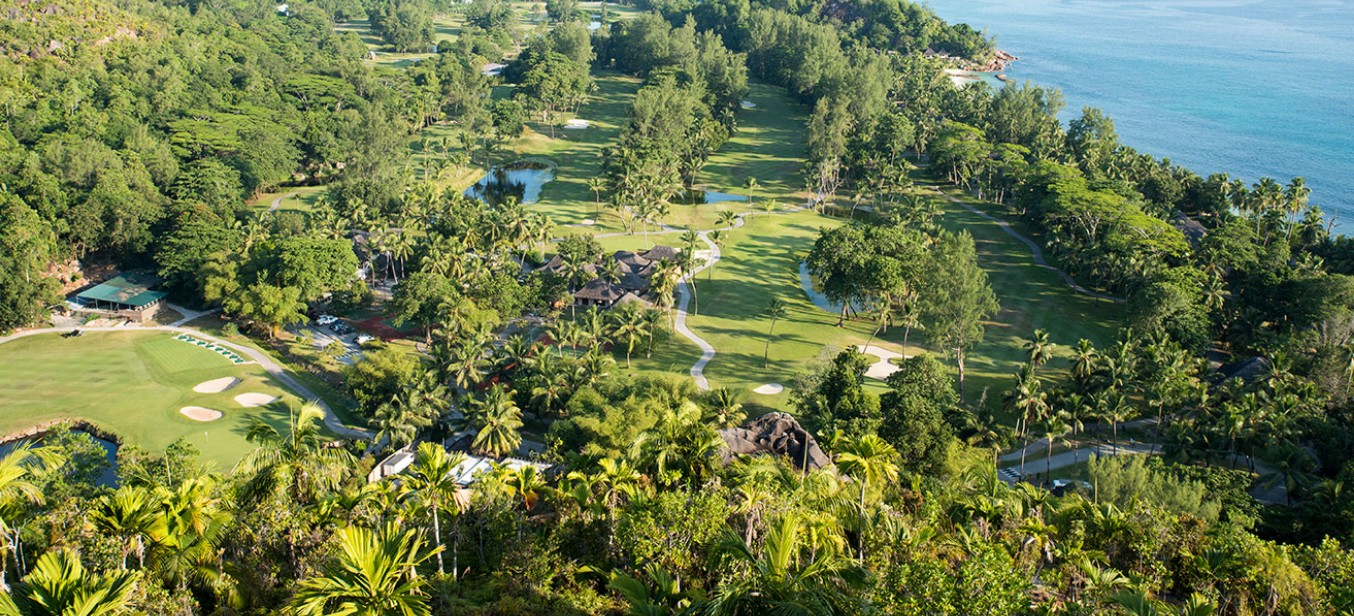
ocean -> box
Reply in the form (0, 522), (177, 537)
(929, 0), (1354, 231)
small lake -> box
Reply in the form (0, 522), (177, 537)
(0, 429), (119, 487)
(465, 164), (555, 206)
(799, 261), (868, 315)
(687, 189), (748, 205)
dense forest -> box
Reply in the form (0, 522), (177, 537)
(0, 0), (1353, 613)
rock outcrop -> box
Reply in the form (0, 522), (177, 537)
(718, 412), (831, 471)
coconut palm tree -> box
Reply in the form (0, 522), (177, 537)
(705, 388), (745, 429)
(610, 303), (650, 368)
(235, 402), (357, 505)
(631, 402), (724, 487)
(680, 230), (703, 315)
(706, 230), (726, 281)
(716, 209), (738, 229)
(1025, 328), (1056, 371)
(1071, 338), (1099, 390)
(762, 298), (787, 367)
(463, 384), (524, 457)
(402, 443), (470, 578)
(834, 435), (899, 563)
(743, 177), (759, 205)
(702, 513), (865, 616)
(649, 260), (681, 328)
(586, 177), (606, 212)
(504, 465), (548, 512)
(374, 394), (434, 451)
(8, 548), (139, 616)
(290, 523), (439, 616)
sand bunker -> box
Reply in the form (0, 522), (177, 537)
(564, 119), (590, 129)
(857, 344), (906, 380)
(193, 377), (240, 394)
(180, 406), (223, 422)
(753, 383), (784, 395)
(579, 219), (596, 226)
(740, 100), (757, 109)
(234, 393), (279, 407)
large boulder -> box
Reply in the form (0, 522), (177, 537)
(718, 412), (830, 471)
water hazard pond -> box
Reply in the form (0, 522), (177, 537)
(0, 428), (119, 486)
(465, 161), (555, 206)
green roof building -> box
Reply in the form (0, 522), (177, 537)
(75, 274), (168, 313)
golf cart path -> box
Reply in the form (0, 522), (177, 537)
(268, 192), (298, 213)
(0, 325), (371, 440)
(931, 190), (1125, 304)
(674, 230), (721, 390)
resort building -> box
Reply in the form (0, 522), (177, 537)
(73, 273), (167, 321)
(540, 246), (677, 310)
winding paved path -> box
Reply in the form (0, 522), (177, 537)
(0, 326), (371, 440)
(673, 231), (721, 390)
(267, 191), (297, 213)
(931, 189), (1125, 304)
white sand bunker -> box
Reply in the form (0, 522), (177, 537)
(741, 100), (757, 109)
(234, 393), (280, 407)
(564, 119), (590, 129)
(753, 383), (784, 395)
(180, 406), (223, 422)
(579, 219), (596, 226)
(193, 377), (240, 394)
(857, 344), (907, 380)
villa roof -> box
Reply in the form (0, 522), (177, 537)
(615, 292), (652, 307)
(642, 245), (679, 262)
(76, 274), (166, 308)
(573, 278), (624, 302)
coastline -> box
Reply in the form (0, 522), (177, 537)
(942, 48), (1018, 88)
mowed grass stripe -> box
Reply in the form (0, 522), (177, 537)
(0, 332), (307, 468)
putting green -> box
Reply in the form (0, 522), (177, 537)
(0, 331), (304, 469)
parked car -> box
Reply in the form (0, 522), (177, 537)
(328, 322), (352, 334)
(316, 315), (338, 326)
(355, 334), (375, 345)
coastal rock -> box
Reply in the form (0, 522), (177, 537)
(717, 412), (831, 471)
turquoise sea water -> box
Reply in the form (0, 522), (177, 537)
(930, 0), (1354, 231)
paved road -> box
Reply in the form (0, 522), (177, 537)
(931, 189), (1125, 304)
(0, 325), (372, 440)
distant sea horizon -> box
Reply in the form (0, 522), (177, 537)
(929, 0), (1354, 232)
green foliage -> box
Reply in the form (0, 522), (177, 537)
(345, 347), (423, 419)
(1087, 454), (1223, 523)
(879, 356), (957, 475)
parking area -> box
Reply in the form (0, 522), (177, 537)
(294, 317), (371, 365)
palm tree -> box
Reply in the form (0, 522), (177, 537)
(716, 209), (738, 229)
(504, 465), (548, 511)
(650, 260), (681, 328)
(374, 394), (434, 451)
(610, 303), (650, 368)
(89, 486), (158, 571)
(680, 230), (703, 315)
(586, 177), (606, 212)
(631, 402), (724, 487)
(290, 523), (439, 616)
(8, 549), (139, 616)
(235, 402), (357, 505)
(1071, 338), (1098, 390)
(463, 384), (524, 457)
(834, 435), (899, 563)
(762, 298), (788, 367)
(706, 230), (727, 281)
(743, 177), (759, 205)
(402, 443), (470, 578)
(706, 388), (745, 429)
(703, 513), (865, 616)
(0, 443), (61, 588)
(1025, 328), (1056, 371)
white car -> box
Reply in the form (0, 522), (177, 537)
(355, 334), (375, 345)
(316, 315), (338, 326)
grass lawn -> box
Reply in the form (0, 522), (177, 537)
(247, 186), (326, 215)
(934, 190), (1121, 414)
(0, 331), (308, 469)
